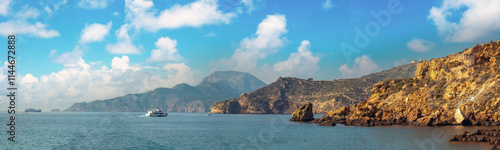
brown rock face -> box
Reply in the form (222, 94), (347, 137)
(314, 39), (500, 126)
(290, 103), (314, 122)
(211, 63), (418, 114)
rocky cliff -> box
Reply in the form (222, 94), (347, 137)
(65, 71), (266, 112)
(211, 63), (418, 114)
(313, 40), (500, 126)
(290, 103), (314, 122)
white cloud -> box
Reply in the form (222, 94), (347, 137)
(230, 14), (287, 70)
(106, 24), (140, 54)
(111, 55), (139, 72)
(0, 6), (60, 38)
(78, 0), (114, 9)
(406, 38), (436, 53)
(44, 0), (67, 16)
(16, 5), (40, 19)
(125, 0), (236, 31)
(428, 0), (500, 42)
(211, 14), (304, 83)
(113, 11), (119, 16)
(394, 59), (407, 67)
(79, 22), (112, 43)
(52, 46), (84, 64)
(20, 73), (39, 89)
(106, 41), (140, 54)
(0, 21), (60, 38)
(148, 37), (182, 62)
(0, 0), (12, 16)
(49, 49), (58, 56)
(241, 0), (255, 13)
(44, 6), (53, 15)
(339, 55), (380, 78)
(203, 32), (216, 37)
(273, 40), (320, 78)
(212, 14), (321, 83)
(16, 56), (196, 111)
(163, 63), (194, 84)
(322, 0), (334, 10)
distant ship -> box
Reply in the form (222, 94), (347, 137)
(145, 109), (167, 117)
(25, 108), (42, 112)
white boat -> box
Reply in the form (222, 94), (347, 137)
(145, 109), (167, 117)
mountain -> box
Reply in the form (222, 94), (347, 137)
(210, 62), (418, 114)
(202, 71), (267, 93)
(65, 71), (266, 112)
(313, 40), (500, 126)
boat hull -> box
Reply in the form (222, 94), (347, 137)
(145, 109), (168, 117)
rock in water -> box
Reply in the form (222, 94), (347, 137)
(290, 103), (314, 122)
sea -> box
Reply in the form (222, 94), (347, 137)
(0, 112), (496, 150)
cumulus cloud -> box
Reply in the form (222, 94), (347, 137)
(111, 56), (139, 72)
(0, 20), (59, 38)
(148, 37), (182, 62)
(428, 0), (500, 42)
(322, 0), (334, 10)
(78, 0), (114, 9)
(212, 14), (321, 83)
(125, 0), (236, 31)
(43, 0), (67, 16)
(163, 63), (194, 84)
(406, 38), (436, 53)
(339, 55), (380, 78)
(273, 40), (320, 78)
(52, 46), (84, 64)
(80, 22), (112, 43)
(106, 24), (140, 54)
(15, 56), (196, 111)
(0, 5), (59, 38)
(230, 14), (287, 70)
(16, 5), (40, 19)
(0, 0), (12, 16)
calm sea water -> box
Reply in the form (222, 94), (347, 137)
(0, 112), (495, 149)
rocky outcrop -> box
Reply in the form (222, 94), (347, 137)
(449, 129), (500, 149)
(314, 40), (500, 126)
(290, 103), (314, 122)
(211, 63), (417, 114)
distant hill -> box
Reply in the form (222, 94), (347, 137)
(211, 63), (418, 114)
(203, 71), (267, 93)
(65, 71), (266, 112)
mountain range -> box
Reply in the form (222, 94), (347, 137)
(64, 71), (267, 112)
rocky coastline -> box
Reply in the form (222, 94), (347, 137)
(312, 40), (500, 127)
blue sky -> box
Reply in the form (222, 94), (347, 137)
(1, 0), (500, 110)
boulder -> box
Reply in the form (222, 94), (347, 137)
(290, 103), (314, 122)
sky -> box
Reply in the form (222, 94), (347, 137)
(1, 0), (500, 111)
